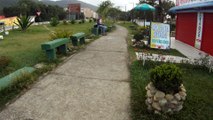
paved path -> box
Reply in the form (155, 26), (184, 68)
(0, 26), (131, 120)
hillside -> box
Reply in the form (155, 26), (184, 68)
(41, 0), (97, 11)
(0, 0), (97, 12)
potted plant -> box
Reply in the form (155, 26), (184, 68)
(145, 64), (187, 114)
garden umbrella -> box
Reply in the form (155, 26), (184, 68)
(134, 3), (155, 27)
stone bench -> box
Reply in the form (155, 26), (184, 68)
(0, 67), (35, 90)
(41, 38), (69, 60)
(70, 32), (85, 46)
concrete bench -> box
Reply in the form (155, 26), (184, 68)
(70, 32), (85, 46)
(0, 67), (35, 90)
(91, 27), (102, 35)
(41, 38), (69, 60)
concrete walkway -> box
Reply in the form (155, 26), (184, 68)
(0, 26), (131, 120)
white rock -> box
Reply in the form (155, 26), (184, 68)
(147, 98), (153, 104)
(154, 91), (165, 100)
(34, 63), (45, 69)
(159, 98), (167, 106)
(145, 98), (152, 105)
(165, 94), (174, 101)
(147, 82), (154, 90)
(154, 110), (161, 115)
(147, 105), (153, 111)
(179, 91), (187, 100)
(171, 100), (178, 105)
(145, 86), (149, 90)
(174, 93), (181, 101)
(181, 87), (186, 92)
(174, 105), (183, 112)
(0, 35), (3, 40)
(150, 87), (157, 95)
(166, 108), (172, 113)
(152, 102), (161, 111)
(146, 90), (152, 97)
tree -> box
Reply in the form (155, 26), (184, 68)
(97, 0), (113, 19)
(14, 15), (33, 31)
(138, 0), (175, 22)
(3, 0), (66, 21)
(107, 7), (122, 21)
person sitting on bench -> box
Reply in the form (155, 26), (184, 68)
(96, 17), (107, 35)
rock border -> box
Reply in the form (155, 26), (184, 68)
(145, 82), (187, 114)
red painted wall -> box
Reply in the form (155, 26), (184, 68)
(176, 13), (197, 47)
(201, 13), (213, 56)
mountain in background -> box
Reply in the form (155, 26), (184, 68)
(40, 0), (98, 11)
(0, 0), (97, 12)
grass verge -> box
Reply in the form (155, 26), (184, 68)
(119, 21), (213, 119)
(0, 22), (95, 78)
(130, 61), (213, 120)
(0, 22), (115, 110)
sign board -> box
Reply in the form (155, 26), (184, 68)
(68, 4), (81, 13)
(195, 12), (204, 49)
(176, 0), (212, 6)
(150, 22), (170, 49)
(0, 16), (18, 28)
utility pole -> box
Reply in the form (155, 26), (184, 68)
(130, 2), (135, 22)
(123, 5), (126, 24)
(159, 0), (163, 22)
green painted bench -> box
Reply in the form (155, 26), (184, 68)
(0, 67), (35, 90)
(41, 38), (69, 60)
(70, 32), (85, 46)
(91, 27), (102, 35)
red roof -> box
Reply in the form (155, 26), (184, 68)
(0, 16), (5, 19)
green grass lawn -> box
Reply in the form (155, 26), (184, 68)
(130, 61), (213, 120)
(0, 22), (95, 77)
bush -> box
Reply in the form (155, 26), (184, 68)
(133, 32), (144, 41)
(50, 17), (59, 27)
(79, 21), (82, 24)
(70, 19), (76, 24)
(81, 19), (85, 23)
(14, 15), (33, 31)
(171, 23), (176, 31)
(0, 56), (11, 70)
(89, 19), (92, 23)
(49, 29), (72, 40)
(63, 20), (68, 25)
(150, 64), (183, 94)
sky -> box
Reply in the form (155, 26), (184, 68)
(78, 0), (176, 11)
(51, 0), (176, 11)
(78, 0), (141, 11)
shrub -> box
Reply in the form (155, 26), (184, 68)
(150, 64), (183, 94)
(137, 26), (146, 32)
(14, 15), (33, 31)
(81, 19), (85, 23)
(63, 20), (68, 25)
(171, 23), (176, 31)
(50, 17), (59, 27)
(0, 56), (11, 70)
(133, 32), (144, 41)
(49, 29), (72, 40)
(79, 21), (82, 24)
(89, 19), (92, 23)
(70, 19), (76, 24)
